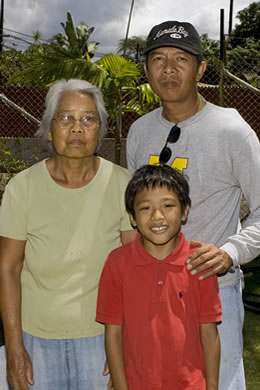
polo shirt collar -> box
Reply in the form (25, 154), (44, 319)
(134, 232), (192, 267)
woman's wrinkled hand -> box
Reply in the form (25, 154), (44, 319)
(7, 346), (34, 390)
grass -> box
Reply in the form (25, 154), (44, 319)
(242, 257), (260, 389)
(243, 311), (260, 389)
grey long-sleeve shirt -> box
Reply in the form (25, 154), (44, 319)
(126, 102), (260, 288)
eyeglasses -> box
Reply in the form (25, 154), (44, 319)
(159, 125), (181, 164)
(53, 114), (100, 130)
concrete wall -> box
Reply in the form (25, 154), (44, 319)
(0, 137), (127, 169)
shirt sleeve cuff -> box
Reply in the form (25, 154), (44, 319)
(220, 242), (239, 268)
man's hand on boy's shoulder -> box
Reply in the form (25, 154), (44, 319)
(186, 241), (233, 280)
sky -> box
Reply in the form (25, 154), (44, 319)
(2, 0), (256, 56)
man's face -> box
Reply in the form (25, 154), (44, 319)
(145, 47), (206, 105)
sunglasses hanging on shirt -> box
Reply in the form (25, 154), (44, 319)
(159, 125), (181, 165)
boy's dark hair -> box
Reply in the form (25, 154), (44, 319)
(125, 164), (191, 217)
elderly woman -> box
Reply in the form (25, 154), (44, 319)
(0, 79), (135, 390)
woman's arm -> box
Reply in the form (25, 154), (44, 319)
(200, 322), (220, 390)
(0, 236), (34, 390)
(105, 324), (129, 390)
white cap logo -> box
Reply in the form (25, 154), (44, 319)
(153, 25), (189, 41)
(170, 33), (182, 39)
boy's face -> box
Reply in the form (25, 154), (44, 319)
(130, 186), (189, 259)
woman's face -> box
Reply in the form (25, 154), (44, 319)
(48, 91), (101, 159)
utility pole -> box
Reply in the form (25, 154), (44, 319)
(0, 0), (4, 52)
(219, 9), (225, 107)
(123, 0), (135, 57)
(228, 0), (234, 36)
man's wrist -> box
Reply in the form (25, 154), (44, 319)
(225, 253), (236, 273)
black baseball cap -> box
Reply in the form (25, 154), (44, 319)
(144, 21), (202, 57)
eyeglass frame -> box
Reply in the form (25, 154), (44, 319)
(159, 125), (181, 165)
(52, 113), (101, 130)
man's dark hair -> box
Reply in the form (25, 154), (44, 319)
(125, 164), (191, 218)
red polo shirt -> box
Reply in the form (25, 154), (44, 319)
(96, 232), (222, 390)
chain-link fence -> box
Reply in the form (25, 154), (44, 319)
(0, 58), (259, 147)
(1, 57), (259, 218)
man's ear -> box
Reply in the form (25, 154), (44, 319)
(129, 213), (137, 229)
(181, 205), (190, 225)
(144, 62), (148, 79)
(196, 61), (207, 82)
(47, 131), (52, 141)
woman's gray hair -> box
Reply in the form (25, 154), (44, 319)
(35, 79), (108, 143)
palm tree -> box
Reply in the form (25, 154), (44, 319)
(50, 12), (98, 60)
(117, 36), (146, 63)
(32, 30), (42, 43)
(94, 54), (160, 162)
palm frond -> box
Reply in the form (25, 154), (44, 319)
(9, 54), (103, 86)
(136, 83), (161, 105)
(96, 54), (140, 86)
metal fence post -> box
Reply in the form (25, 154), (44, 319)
(219, 9), (225, 107)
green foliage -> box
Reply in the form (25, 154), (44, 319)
(4, 12), (99, 85)
(117, 36), (146, 63)
(0, 49), (26, 83)
(229, 2), (260, 48)
(51, 12), (99, 60)
(93, 54), (159, 162)
(199, 2), (260, 87)
(224, 2), (260, 87)
(244, 310), (260, 389)
(126, 83), (160, 115)
(8, 46), (103, 86)
(0, 140), (29, 202)
(95, 55), (159, 122)
(226, 38), (260, 88)
(32, 30), (43, 42)
(243, 257), (260, 388)
(200, 34), (220, 85)
(0, 140), (29, 174)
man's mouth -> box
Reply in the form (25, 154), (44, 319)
(161, 80), (178, 88)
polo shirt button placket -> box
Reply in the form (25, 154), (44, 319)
(152, 262), (167, 302)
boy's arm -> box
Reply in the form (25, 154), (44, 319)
(105, 324), (129, 390)
(200, 322), (220, 390)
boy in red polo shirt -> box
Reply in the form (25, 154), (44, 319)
(96, 164), (221, 390)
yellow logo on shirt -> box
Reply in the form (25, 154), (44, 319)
(148, 155), (188, 173)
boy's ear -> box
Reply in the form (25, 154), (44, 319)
(129, 213), (137, 229)
(181, 205), (190, 225)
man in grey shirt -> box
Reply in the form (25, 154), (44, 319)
(127, 20), (260, 390)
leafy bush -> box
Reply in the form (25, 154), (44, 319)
(0, 140), (29, 202)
